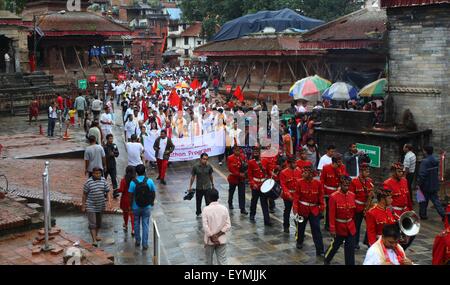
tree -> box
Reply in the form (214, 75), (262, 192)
(2, 0), (27, 14)
(180, 0), (365, 39)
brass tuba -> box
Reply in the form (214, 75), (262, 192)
(292, 213), (305, 224)
(398, 211), (420, 243)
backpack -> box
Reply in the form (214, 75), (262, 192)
(133, 177), (155, 207)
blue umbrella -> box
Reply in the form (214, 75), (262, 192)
(322, 82), (359, 101)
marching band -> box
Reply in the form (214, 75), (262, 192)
(223, 142), (428, 265)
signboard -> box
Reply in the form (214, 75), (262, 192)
(78, 79), (87, 90)
(89, 75), (97, 83)
(356, 143), (381, 168)
(143, 130), (225, 162)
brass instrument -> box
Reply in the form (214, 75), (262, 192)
(292, 213), (305, 223)
(398, 211), (420, 243)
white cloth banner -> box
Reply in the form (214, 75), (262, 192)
(143, 130), (226, 162)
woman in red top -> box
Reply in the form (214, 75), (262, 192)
(118, 166), (136, 235)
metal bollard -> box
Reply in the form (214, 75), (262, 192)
(44, 161), (51, 230)
(42, 172), (51, 251)
(152, 219), (160, 265)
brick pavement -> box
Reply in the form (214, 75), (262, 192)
(0, 227), (114, 265)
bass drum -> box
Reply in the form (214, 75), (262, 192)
(260, 179), (281, 200)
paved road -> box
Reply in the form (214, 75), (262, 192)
(48, 107), (446, 265)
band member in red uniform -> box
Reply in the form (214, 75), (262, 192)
(293, 165), (325, 256)
(279, 156), (301, 233)
(320, 153), (348, 231)
(349, 163), (374, 249)
(365, 188), (396, 246)
(432, 205), (450, 265)
(324, 175), (356, 265)
(383, 162), (415, 250)
(296, 148), (313, 175)
(262, 145), (286, 213)
(383, 162), (412, 218)
(227, 146), (248, 215)
(248, 146), (271, 226)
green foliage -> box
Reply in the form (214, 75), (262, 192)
(2, 0), (26, 14)
(180, 0), (365, 38)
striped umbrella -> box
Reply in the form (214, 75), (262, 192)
(322, 82), (359, 101)
(289, 75), (332, 101)
(358, 78), (387, 98)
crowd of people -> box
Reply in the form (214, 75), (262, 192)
(42, 63), (449, 266)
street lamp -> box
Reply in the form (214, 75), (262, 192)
(33, 10), (66, 72)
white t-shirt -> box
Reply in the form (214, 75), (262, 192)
(295, 105), (307, 113)
(91, 99), (103, 112)
(100, 113), (113, 135)
(158, 138), (167, 160)
(126, 142), (144, 166)
(125, 120), (137, 139)
(317, 154), (332, 170)
(403, 151), (416, 173)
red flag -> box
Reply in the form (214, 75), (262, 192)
(233, 85), (244, 102)
(169, 88), (181, 108)
(190, 78), (201, 90)
(151, 78), (158, 95)
(142, 100), (149, 122)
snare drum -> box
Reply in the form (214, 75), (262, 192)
(260, 179), (281, 200)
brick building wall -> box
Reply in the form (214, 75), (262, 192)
(386, 5), (450, 174)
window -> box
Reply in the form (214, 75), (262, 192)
(171, 38), (176, 47)
(169, 25), (177, 32)
(184, 49), (189, 56)
(182, 24), (186, 30)
(184, 37), (189, 45)
(197, 40), (202, 45)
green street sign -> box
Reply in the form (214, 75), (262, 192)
(356, 143), (381, 168)
(78, 79), (87, 90)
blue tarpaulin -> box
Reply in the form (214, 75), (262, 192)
(212, 8), (324, 42)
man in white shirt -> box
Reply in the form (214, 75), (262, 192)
(363, 224), (413, 265)
(295, 101), (307, 113)
(91, 96), (103, 120)
(317, 145), (336, 171)
(227, 122), (242, 148)
(100, 106), (113, 142)
(403, 144), (416, 202)
(270, 100), (279, 117)
(47, 102), (58, 137)
(126, 134), (144, 167)
(202, 188), (231, 265)
(124, 114), (137, 142)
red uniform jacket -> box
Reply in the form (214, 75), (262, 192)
(227, 153), (247, 185)
(247, 159), (267, 191)
(293, 178), (324, 217)
(349, 176), (374, 213)
(365, 204), (397, 246)
(279, 167), (301, 201)
(328, 190), (356, 236)
(296, 159), (313, 176)
(320, 164), (348, 197)
(261, 155), (283, 182)
(383, 177), (412, 217)
(432, 228), (450, 265)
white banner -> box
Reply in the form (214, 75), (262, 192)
(143, 130), (226, 162)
